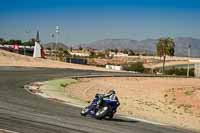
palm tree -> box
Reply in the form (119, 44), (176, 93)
(0, 38), (4, 45)
(0, 38), (3, 41)
(156, 37), (175, 73)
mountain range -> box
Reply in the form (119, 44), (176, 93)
(84, 37), (200, 57)
(43, 42), (68, 50)
(44, 37), (200, 57)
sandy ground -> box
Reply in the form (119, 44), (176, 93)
(65, 77), (200, 131)
(0, 49), (114, 71)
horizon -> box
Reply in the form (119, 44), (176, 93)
(45, 37), (200, 46)
(1, 0), (200, 44)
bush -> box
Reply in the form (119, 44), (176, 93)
(164, 67), (194, 76)
(123, 62), (145, 73)
(89, 52), (106, 58)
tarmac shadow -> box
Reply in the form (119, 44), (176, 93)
(105, 117), (139, 123)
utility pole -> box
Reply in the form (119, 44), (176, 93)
(24, 30), (30, 55)
(55, 26), (60, 60)
(187, 44), (191, 77)
(50, 33), (54, 58)
(23, 42), (26, 55)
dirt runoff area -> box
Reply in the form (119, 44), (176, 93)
(65, 77), (200, 131)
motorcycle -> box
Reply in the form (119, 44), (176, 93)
(80, 94), (119, 120)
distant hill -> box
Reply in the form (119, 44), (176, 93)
(43, 42), (68, 50)
(83, 37), (200, 57)
(85, 39), (159, 54)
(174, 37), (200, 57)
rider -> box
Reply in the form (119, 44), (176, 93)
(97, 89), (120, 107)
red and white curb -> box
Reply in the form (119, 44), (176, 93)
(24, 82), (85, 108)
(24, 82), (50, 98)
(0, 129), (19, 133)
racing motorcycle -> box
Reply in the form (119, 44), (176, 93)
(80, 94), (119, 120)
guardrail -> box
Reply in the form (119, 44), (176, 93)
(68, 73), (189, 79)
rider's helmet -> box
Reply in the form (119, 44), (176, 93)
(108, 89), (116, 95)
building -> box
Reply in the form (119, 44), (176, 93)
(69, 49), (90, 57)
(189, 59), (200, 78)
(106, 65), (123, 71)
(109, 52), (129, 57)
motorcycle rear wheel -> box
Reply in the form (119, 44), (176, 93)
(95, 106), (110, 120)
(107, 113), (114, 119)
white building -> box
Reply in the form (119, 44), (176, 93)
(106, 65), (123, 71)
(109, 52), (128, 57)
(69, 50), (90, 57)
(70, 52), (90, 57)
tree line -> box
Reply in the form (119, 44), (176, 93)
(0, 38), (35, 47)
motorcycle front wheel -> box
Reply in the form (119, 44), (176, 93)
(80, 107), (89, 116)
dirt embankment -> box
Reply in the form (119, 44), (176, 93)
(65, 77), (200, 131)
(0, 49), (112, 71)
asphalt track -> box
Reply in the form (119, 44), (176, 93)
(0, 66), (195, 133)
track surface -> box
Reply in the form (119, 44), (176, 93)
(0, 67), (194, 133)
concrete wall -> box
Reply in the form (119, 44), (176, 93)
(189, 60), (200, 78)
(195, 63), (200, 78)
(128, 55), (200, 61)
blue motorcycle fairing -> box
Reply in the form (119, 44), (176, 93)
(82, 94), (118, 118)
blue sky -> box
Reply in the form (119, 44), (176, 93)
(0, 0), (200, 44)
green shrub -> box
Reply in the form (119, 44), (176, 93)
(123, 62), (145, 73)
(164, 67), (194, 76)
